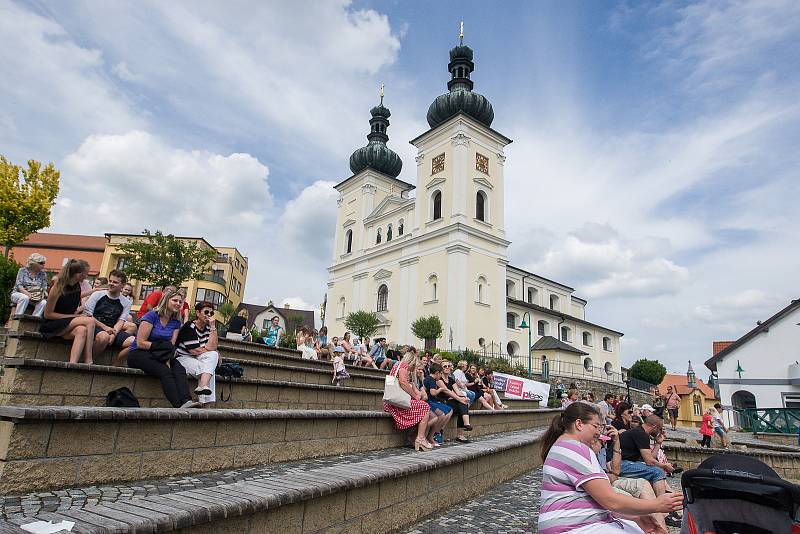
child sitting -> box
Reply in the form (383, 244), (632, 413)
(332, 349), (350, 387)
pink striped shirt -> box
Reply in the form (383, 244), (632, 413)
(538, 439), (615, 534)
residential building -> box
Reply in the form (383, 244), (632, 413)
(236, 302), (315, 336)
(658, 372), (719, 429)
(99, 233), (248, 323)
(325, 38), (623, 378)
(705, 298), (800, 411)
(10, 232), (106, 278)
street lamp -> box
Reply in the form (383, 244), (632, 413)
(519, 312), (532, 379)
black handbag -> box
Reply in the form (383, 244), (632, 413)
(148, 340), (177, 363)
(105, 387), (140, 407)
(217, 362), (245, 401)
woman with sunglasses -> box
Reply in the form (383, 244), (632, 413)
(175, 301), (219, 407)
(539, 402), (682, 533)
(10, 253), (48, 317)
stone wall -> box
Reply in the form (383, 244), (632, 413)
(663, 442), (800, 480)
(541, 374), (652, 406)
(754, 432), (800, 447)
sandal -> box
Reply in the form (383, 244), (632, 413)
(414, 438), (433, 452)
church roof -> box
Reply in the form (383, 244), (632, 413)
(349, 96), (402, 178)
(705, 298), (800, 371)
(508, 298), (624, 336)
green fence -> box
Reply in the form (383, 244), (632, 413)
(736, 408), (800, 434)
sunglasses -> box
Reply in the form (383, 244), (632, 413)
(202, 310), (214, 316)
(37, 261), (46, 265)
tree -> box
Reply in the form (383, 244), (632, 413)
(411, 315), (443, 350)
(0, 255), (20, 321)
(217, 301), (235, 326)
(0, 156), (60, 257)
(115, 229), (217, 288)
(344, 310), (380, 339)
(628, 358), (667, 386)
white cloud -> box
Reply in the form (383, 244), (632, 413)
(111, 61), (139, 82)
(278, 180), (339, 263)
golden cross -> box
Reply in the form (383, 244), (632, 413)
(380, 83), (384, 105)
(459, 21), (464, 44)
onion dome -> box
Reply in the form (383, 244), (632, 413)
(349, 95), (403, 178)
(426, 39), (494, 129)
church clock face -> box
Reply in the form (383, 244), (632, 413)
(431, 153), (445, 175)
(476, 153), (489, 175)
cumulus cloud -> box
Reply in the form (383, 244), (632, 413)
(277, 181), (339, 263)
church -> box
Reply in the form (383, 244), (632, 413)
(326, 36), (623, 378)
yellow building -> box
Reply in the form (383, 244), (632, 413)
(98, 233), (248, 324)
(658, 373), (719, 429)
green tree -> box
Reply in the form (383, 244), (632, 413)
(344, 310), (380, 339)
(0, 255), (20, 321)
(628, 358), (667, 386)
(0, 156), (60, 257)
(411, 314), (443, 350)
(217, 301), (235, 325)
(115, 230), (217, 288)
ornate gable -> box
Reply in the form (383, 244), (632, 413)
(363, 195), (414, 224)
(373, 269), (392, 280)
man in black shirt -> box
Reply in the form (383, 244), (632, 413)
(619, 415), (673, 496)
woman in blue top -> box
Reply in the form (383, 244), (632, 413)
(263, 316), (282, 347)
(127, 289), (194, 408)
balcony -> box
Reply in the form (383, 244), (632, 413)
(202, 274), (227, 287)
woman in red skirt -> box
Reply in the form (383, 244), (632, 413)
(384, 347), (435, 451)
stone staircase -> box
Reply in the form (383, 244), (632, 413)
(0, 314), (555, 532)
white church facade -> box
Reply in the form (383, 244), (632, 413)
(326, 39), (623, 377)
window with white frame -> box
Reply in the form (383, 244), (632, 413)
(550, 294), (560, 311)
(506, 313), (517, 329)
(428, 274), (438, 301)
(603, 336), (612, 351)
(582, 331), (592, 346)
(561, 326), (572, 343)
(527, 287), (538, 305)
(476, 276), (487, 303)
(376, 284), (388, 312)
(537, 320), (548, 336)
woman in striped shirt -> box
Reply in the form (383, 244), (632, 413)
(538, 403), (682, 534)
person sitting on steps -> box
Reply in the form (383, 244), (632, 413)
(39, 259), (97, 364)
(82, 269), (136, 365)
(10, 253), (48, 318)
(383, 347), (436, 452)
(175, 300), (220, 407)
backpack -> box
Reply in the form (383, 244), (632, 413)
(105, 387), (140, 408)
(217, 362), (245, 402)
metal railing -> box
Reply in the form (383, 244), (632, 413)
(202, 274), (227, 286)
(445, 347), (632, 386)
(627, 377), (657, 393)
(734, 408), (800, 434)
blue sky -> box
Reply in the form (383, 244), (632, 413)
(1, 0), (798, 375)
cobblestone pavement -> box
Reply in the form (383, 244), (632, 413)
(0, 429), (534, 520)
(403, 470), (683, 534)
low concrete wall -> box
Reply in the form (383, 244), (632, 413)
(754, 432), (800, 447)
(663, 441), (800, 480)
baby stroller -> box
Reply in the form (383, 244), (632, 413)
(681, 454), (800, 533)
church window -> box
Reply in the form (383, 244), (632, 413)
(387, 224), (393, 242)
(432, 191), (442, 220)
(476, 153), (489, 175)
(549, 294), (560, 311)
(476, 191), (486, 221)
(561, 326), (571, 343)
(376, 228), (382, 244)
(345, 230), (352, 254)
(527, 287), (537, 304)
(582, 331), (592, 346)
(428, 275), (438, 301)
(339, 297), (346, 318)
(377, 284), (388, 312)
(476, 276), (487, 304)
(537, 320), (548, 336)
(398, 219), (404, 236)
(506, 313), (517, 329)
(431, 153), (445, 175)
(506, 280), (515, 298)
(603, 337), (612, 351)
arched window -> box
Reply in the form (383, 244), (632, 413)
(602, 336), (612, 351)
(376, 228), (382, 244)
(549, 294), (560, 311)
(428, 274), (438, 301)
(527, 287), (538, 304)
(476, 276), (487, 303)
(398, 219), (404, 236)
(506, 280), (516, 298)
(345, 229), (353, 254)
(339, 297), (346, 318)
(537, 320), (548, 336)
(560, 326), (571, 343)
(506, 313), (517, 329)
(376, 284), (388, 312)
(476, 191), (486, 221)
(432, 191), (442, 220)
(582, 331), (592, 346)
(386, 224), (393, 242)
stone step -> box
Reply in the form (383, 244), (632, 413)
(0, 358), (385, 410)
(0, 428), (546, 533)
(0, 405), (558, 494)
(5, 327), (389, 380)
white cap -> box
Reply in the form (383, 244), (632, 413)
(641, 404), (654, 412)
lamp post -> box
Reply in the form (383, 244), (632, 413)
(624, 378), (631, 405)
(519, 312), (532, 379)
